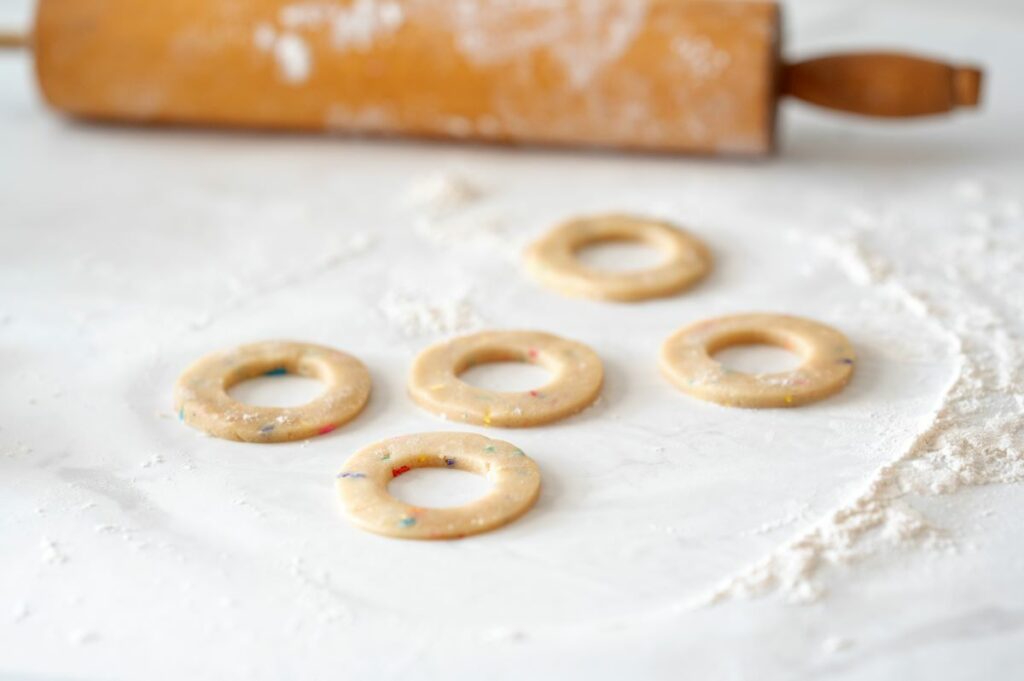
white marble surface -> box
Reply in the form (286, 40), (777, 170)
(2, 1), (1024, 679)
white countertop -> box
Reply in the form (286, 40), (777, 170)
(2, 1), (1024, 679)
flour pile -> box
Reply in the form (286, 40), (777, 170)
(378, 290), (483, 339)
(404, 171), (522, 259)
(405, 172), (484, 216)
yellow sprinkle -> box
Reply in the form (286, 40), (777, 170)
(785, 394), (793, 404)
(483, 409), (492, 425)
(430, 383), (446, 391)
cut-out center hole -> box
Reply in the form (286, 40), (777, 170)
(575, 239), (666, 272)
(228, 373), (325, 407)
(389, 468), (493, 508)
(460, 361), (552, 392)
(714, 344), (803, 374)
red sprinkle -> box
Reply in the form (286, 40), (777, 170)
(527, 348), (538, 359)
(318, 424), (338, 435)
(529, 390), (540, 397)
(392, 465), (411, 478)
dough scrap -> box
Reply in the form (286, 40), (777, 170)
(337, 431), (541, 540)
(524, 213), (712, 301)
(409, 330), (603, 427)
(174, 340), (371, 442)
(660, 313), (855, 408)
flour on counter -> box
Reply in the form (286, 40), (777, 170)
(140, 454), (165, 469)
(403, 171), (523, 258)
(480, 626), (527, 643)
(189, 231), (372, 331)
(413, 213), (520, 259)
(698, 182), (1024, 605)
(821, 636), (853, 654)
(12, 603), (30, 624)
(378, 290), (483, 338)
(40, 538), (68, 566)
(740, 503), (811, 538)
(68, 629), (100, 646)
(953, 179), (987, 202)
(405, 172), (483, 215)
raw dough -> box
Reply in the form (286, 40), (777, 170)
(408, 330), (603, 427)
(659, 313), (855, 408)
(337, 431), (541, 540)
(174, 340), (371, 442)
(524, 213), (712, 301)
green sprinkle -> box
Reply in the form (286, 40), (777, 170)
(483, 445), (496, 453)
(399, 517), (416, 528)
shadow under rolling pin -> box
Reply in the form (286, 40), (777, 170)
(17, 0), (983, 156)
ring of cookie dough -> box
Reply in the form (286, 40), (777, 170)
(409, 330), (603, 427)
(337, 432), (541, 540)
(660, 314), (855, 408)
(524, 214), (712, 301)
(174, 340), (371, 442)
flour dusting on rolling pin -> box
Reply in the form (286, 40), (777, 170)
(28, 0), (983, 155)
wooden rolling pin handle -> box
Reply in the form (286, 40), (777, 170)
(0, 31), (31, 50)
(782, 52), (984, 118)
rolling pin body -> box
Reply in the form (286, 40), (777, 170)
(35, 0), (782, 155)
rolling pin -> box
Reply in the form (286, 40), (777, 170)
(24, 0), (983, 155)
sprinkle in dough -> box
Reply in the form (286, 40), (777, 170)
(660, 313), (856, 408)
(408, 330), (603, 427)
(174, 340), (371, 442)
(337, 431), (541, 540)
(524, 213), (712, 302)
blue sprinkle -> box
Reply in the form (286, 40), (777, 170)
(399, 517), (416, 528)
(264, 367), (287, 376)
(337, 472), (367, 479)
(444, 457), (456, 467)
(178, 407), (184, 421)
(838, 358), (855, 365)
(260, 424), (275, 434)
